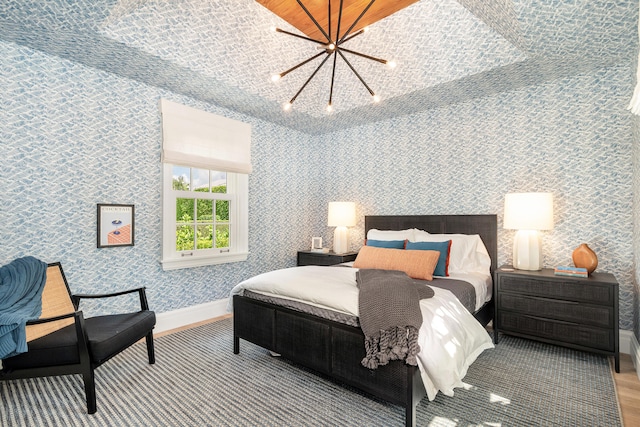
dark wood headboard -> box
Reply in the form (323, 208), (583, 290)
(364, 215), (498, 275)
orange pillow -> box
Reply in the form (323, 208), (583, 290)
(353, 246), (440, 281)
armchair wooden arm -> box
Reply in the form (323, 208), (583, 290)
(72, 287), (150, 311)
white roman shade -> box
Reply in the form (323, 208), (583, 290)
(160, 98), (252, 173)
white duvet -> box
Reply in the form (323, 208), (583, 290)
(229, 265), (494, 401)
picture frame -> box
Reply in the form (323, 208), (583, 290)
(97, 204), (135, 248)
(311, 236), (323, 251)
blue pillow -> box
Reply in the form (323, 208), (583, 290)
(365, 239), (406, 249)
(405, 240), (451, 277)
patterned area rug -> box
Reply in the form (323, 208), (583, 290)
(1, 318), (622, 426)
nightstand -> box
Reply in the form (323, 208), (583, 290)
(494, 266), (619, 372)
(297, 251), (358, 266)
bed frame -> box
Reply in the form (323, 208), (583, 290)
(233, 214), (497, 427)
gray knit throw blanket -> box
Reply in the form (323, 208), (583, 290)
(356, 269), (434, 369)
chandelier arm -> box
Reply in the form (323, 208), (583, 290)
(279, 51), (326, 79)
(295, 0), (331, 42)
(275, 28), (326, 46)
(328, 0), (331, 43)
(335, 0), (345, 44)
(340, 29), (365, 44)
(328, 51), (339, 106)
(337, 50), (375, 96)
(339, 47), (388, 65)
(338, 0), (376, 43)
(289, 52), (333, 104)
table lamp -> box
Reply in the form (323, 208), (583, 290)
(328, 202), (356, 255)
(503, 193), (554, 270)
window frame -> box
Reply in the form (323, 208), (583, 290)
(161, 163), (248, 271)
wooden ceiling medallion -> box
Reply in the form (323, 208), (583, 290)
(258, 0), (418, 112)
(256, 0), (419, 41)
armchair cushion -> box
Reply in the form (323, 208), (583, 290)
(3, 324), (80, 369)
(85, 311), (156, 364)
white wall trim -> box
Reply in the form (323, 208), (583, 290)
(620, 329), (633, 355)
(630, 331), (640, 381)
(154, 298), (230, 335)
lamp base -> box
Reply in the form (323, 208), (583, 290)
(333, 226), (349, 255)
(513, 230), (542, 270)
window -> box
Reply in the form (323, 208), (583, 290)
(161, 164), (248, 270)
(159, 99), (251, 270)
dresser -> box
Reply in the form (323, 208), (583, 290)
(494, 266), (619, 372)
(297, 251), (358, 266)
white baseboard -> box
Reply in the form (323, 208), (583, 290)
(630, 332), (640, 381)
(620, 329), (633, 355)
(154, 298), (230, 335)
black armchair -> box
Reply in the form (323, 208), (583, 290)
(0, 262), (156, 413)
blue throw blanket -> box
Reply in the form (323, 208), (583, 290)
(0, 256), (47, 359)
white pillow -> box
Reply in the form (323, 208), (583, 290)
(412, 231), (491, 275)
(366, 228), (415, 241)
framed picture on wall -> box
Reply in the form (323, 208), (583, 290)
(311, 236), (323, 251)
(97, 204), (135, 248)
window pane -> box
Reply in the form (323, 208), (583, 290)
(215, 224), (230, 248)
(192, 168), (210, 192)
(216, 200), (229, 221)
(176, 198), (194, 222)
(176, 224), (195, 251)
(172, 166), (191, 191)
(211, 171), (227, 193)
(196, 199), (213, 221)
(196, 224), (213, 249)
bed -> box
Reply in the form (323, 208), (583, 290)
(231, 214), (497, 427)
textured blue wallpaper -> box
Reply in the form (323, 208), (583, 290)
(0, 40), (318, 315)
(0, 39), (636, 332)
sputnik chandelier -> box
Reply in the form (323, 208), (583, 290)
(270, 0), (396, 112)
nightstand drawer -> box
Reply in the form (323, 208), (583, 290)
(498, 312), (615, 352)
(498, 293), (614, 329)
(299, 253), (338, 266)
(497, 275), (614, 305)
(297, 251), (358, 266)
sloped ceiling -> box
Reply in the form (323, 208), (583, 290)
(0, 0), (637, 134)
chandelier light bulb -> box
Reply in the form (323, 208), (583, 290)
(372, 94), (381, 103)
(326, 103), (333, 113)
(270, 26), (277, 32)
(363, 26), (370, 32)
(386, 60), (397, 69)
(283, 101), (292, 111)
(328, 43), (336, 50)
(271, 74), (281, 82)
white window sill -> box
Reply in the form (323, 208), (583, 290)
(161, 252), (249, 271)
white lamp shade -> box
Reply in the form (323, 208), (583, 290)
(328, 202), (356, 227)
(504, 193), (554, 231)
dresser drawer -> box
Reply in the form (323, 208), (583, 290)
(497, 275), (614, 306)
(498, 311), (614, 352)
(498, 293), (614, 329)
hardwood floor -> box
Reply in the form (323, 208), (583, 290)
(161, 316), (640, 424)
(613, 353), (640, 426)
